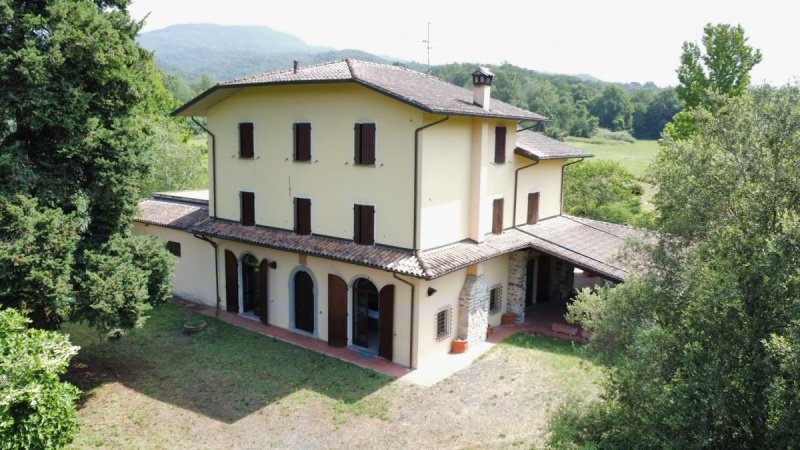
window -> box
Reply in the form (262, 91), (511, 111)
(239, 122), (254, 158)
(527, 192), (540, 224)
(494, 126), (506, 163)
(489, 285), (502, 315)
(240, 191), (255, 226)
(165, 241), (181, 257)
(435, 305), (452, 341)
(294, 122), (311, 162)
(353, 204), (375, 245)
(492, 198), (504, 234)
(294, 197), (311, 235)
(354, 123), (376, 165)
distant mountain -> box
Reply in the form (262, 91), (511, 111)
(138, 24), (420, 82)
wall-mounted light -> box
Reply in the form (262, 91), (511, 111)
(427, 287), (437, 297)
(268, 261), (277, 269)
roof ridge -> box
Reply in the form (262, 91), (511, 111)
(221, 59), (351, 85)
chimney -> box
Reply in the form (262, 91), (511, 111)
(471, 67), (494, 110)
(293, 60), (299, 74)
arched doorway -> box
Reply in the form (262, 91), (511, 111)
(294, 271), (315, 333)
(241, 254), (259, 314)
(352, 278), (379, 352)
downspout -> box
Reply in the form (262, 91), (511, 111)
(191, 117), (218, 218)
(413, 115), (450, 251)
(393, 273), (416, 369)
(513, 159), (540, 226)
(194, 233), (221, 315)
(560, 158), (585, 215)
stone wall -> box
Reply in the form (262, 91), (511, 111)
(506, 250), (530, 320)
(457, 274), (489, 347)
(552, 258), (575, 301)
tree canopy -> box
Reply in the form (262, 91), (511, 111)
(0, 0), (174, 337)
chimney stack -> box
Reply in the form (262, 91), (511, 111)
(293, 60), (299, 74)
(471, 67), (494, 110)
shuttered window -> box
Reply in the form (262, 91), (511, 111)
(294, 197), (311, 235)
(354, 123), (376, 165)
(527, 192), (540, 224)
(239, 122), (254, 158)
(241, 191), (255, 226)
(492, 198), (504, 234)
(294, 123), (311, 162)
(494, 126), (506, 163)
(353, 204), (375, 245)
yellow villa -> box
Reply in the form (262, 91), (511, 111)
(134, 60), (637, 369)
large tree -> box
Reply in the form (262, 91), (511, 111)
(676, 23), (762, 109)
(553, 85), (800, 448)
(589, 85), (633, 131)
(0, 0), (173, 337)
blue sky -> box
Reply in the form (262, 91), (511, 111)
(130, 0), (799, 87)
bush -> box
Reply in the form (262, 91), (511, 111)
(0, 309), (80, 448)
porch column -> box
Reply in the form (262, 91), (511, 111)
(457, 274), (489, 347)
(506, 250), (529, 321)
(552, 259), (575, 302)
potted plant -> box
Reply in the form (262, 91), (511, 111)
(501, 312), (516, 326)
(451, 338), (468, 354)
(183, 318), (207, 333)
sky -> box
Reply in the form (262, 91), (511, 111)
(129, 0), (799, 87)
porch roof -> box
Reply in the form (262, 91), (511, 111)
(135, 196), (644, 281)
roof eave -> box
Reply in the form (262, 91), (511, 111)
(514, 147), (594, 161)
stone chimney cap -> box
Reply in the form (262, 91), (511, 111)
(472, 67), (494, 86)
(473, 67), (494, 77)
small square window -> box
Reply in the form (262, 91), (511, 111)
(435, 305), (452, 341)
(489, 285), (502, 315)
(165, 241), (181, 257)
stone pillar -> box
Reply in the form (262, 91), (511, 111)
(552, 259), (575, 301)
(506, 251), (528, 321)
(457, 274), (489, 347)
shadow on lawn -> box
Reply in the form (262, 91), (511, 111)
(64, 302), (392, 423)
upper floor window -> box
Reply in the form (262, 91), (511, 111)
(239, 122), (254, 158)
(494, 126), (506, 164)
(354, 123), (376, 165)
(492, 198), (504, 234)
(527, 192), (540, 225)
(294, 197), (311, 235)
(294, 123), (311, 162)
(353, 204), (375, 245)
(241, 191), (255, 226)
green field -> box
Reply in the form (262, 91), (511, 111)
(565, 136), (660, 179)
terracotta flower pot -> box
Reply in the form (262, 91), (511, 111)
(486, 326), (494, 338)
(451, 338), (468, 354)
(501, 313), (516, 326)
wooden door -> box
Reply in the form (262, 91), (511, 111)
(258, 259), (269, 325)
(378, 285), (394, 361)
(353, 288), (369, 348)
(294, 271), (314, 333)
(327, 274), (348, 347)
(224, 250), (239, 313)
(536, 255), (551, 303)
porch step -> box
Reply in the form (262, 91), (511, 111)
(551, 322), (579, 336)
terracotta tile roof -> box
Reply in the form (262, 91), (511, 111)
(134, 198), (643, 281)
(175, 59), (545, 122)
(515, 130), (593, 160)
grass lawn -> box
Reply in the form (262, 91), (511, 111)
(566, 136), (660, 179)
(64, 302), (604, 449)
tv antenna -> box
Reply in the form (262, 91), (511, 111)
(422, 21), (433, 67)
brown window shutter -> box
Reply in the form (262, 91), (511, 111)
(354, 124), (362, 164)
(527, 192), (540, 224)
(494, 126), (506, 163)
(353, 205), (362, 243)
(492, 198), (504, 234)
(295, 198), (311, 235)
(361, 123), (376, 165)
(239, 122), (254, 158)
(362, 204), (374, 245)
(294, 123), (311, 161)
(241, 191), (255, 226)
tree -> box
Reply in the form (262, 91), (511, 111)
(0, 0), (174, 337)
(676, 23), (762, 109)
(0, 308), (80, 448)
(589, 85), (633, 131)
(632, 88), (682, 139)
(562, 160), (645, 225)
(553, 85), (800, 448)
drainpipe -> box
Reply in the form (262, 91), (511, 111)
(560, 158), (585, 215)
(413, 115), (450, 251)
(194, 233), (221, 316)
(513, 159), (540, 226)
(393, 273), (416, 369)
(191, 117), (218, 218)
